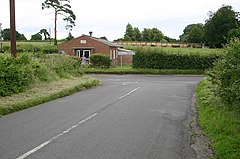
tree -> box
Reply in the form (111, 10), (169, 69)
(66, 32), (74, 41)
(180, 23), (204, 43)
(142, 28), (152, 42)
(132, 27), (142, 41)
(227, 28), (240, 41)
(204, 5), (240, 48)
(31, 33), (42, 40)
(124, 23), (134, 41)
(39, 29), (50, 40)
(42, 0), (76, 45)
(151, 28), (164, 42)
(2, 28), (27, 41)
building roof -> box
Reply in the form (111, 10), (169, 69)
(82, 34), (121, 48)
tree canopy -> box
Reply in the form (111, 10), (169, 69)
(2, 28), (27, 41)
(42, 0), (76, 45)
(204, 5), (240, 48)
(180, 23), (204, 43)
(123, 23), (165, 42)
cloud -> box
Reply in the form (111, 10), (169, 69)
(0, 0), (239, 41)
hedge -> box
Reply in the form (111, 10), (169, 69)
(132, 51), (219, 69)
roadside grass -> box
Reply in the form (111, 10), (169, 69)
(196, 80), (240, 159)
(0, 76), (99, 116)
(83, 65), (205, 75)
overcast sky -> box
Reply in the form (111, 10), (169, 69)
(0, 0), (240, 41)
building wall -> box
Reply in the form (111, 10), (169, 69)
(57, 35), (118, 58)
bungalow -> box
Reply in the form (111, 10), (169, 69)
(57, 34), (135, 65)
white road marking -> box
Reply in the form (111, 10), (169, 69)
(16, 113), (98, 159)
(118, 87), (141, 100)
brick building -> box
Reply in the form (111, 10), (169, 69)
(58, 34), (135, 65)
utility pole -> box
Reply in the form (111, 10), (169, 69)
(10, 0), (16, 57)
(0, 23), (2, 51)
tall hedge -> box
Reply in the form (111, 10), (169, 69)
(132, 49), (219, 69)
(207, 39), (240, 108)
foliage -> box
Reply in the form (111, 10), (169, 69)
(39, 29), (50, 40)
(42, 0), (76, 45)
(132, 47), (219, 69)
(180, 23), (204, 43)
(0, 54), (34, 96)
(83, 65), (204, 75)
(66, 32), (74, 41)
(0, 53), (83, 97)
(196, 80), (240, 159)
(123, 23), (165, 42)
(1, 43), (57, 54)
(2, 28), (27, 41)
(227, 28), (240, 41)
(0, 77), (99, 116)
(31, 33), (42, 41)
(204, 5), (240, 48)
(207, 39), (240, 107)
(90, 54), (111, 68)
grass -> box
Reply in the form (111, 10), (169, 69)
(83, 65), (205, 75)
(196, 79), (240, 159)
(1, 41), (59, 47)
(0, 76), (99, 116)
(125, 46), (224, 56)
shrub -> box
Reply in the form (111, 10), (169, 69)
(90, 54), (111, 68)
(0, 54), (34, 96)
(207, 39), (240, 108)
(132, 48), (219, 69)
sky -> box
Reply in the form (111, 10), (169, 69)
(0, 0), (240, 41)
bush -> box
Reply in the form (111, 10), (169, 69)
(0, 53), (84, 97)
(90, 54), (111, 68)
(207, 39), (240, 108)
(132, 48), (219, 69)
(0, 54), (34, 96)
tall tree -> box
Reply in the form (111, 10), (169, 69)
(42, 0), (76, 45)
(124, 23), (134, 41)
(39, 29), (50, 40)
(151, 28), (164, 42)
(132, 27), (142, 41)
(142, 28), (152, 42)
(204, 5), (240, 48)
(180, 23), (204, 43)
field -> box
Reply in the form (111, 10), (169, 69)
(1, 41), (58, 47)
(125, 45), (224, 56)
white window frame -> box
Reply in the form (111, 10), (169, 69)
(80, 40), (87, 44)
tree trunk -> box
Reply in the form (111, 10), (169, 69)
(54, 9), (57, 45)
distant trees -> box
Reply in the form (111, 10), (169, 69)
(2, 28), (27, 41)
(42, 0), (76, 45)
(180, 24), (204, 43)
(180, 5), (240, 48)
(31, 29), (51, 41)
(123, 23), (166, 42)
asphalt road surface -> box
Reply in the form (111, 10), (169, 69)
(0, 75), (203, 159)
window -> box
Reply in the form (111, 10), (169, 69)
(80, 40), (86, 44)
(113, 50), (116, 59)
(110, 50), (113, 60)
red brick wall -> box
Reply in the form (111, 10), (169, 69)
(57, 35), (118, 57)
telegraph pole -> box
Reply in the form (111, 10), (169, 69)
(0, 23), (2, 51)
(10, 0), (16, 57)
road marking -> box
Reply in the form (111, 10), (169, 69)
(118, 87), (140, 100)
(16, 113), (98, 159)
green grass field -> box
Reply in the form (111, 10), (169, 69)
(125, 46), (224, 56)
(1, 41), (58, 47)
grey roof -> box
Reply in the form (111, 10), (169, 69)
(82, 34), (121, 47)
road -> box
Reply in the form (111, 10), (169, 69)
(0, 75), (203, 159)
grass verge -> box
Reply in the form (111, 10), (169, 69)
(0, 76), (99, 116)
(196, 79), (240, 159)
(83, 66), (205, 75)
